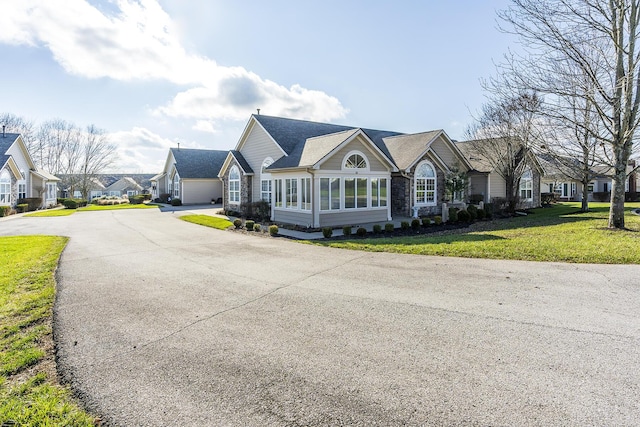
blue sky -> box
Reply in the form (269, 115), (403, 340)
(0, 0), (515, 172)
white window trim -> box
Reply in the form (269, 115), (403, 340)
(261, 157), (274, 202)
(0, 170), (11, 206)
(229, 165), (241, 204)
(519, 170), (533, 201)
(414, 161), (437, 206)
(342, 150), (370, 171)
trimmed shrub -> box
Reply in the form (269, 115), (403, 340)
(484, 203), (494, 219)
(159, 193), (171, 203)
(171, 198), (182, 206)
(541, 192), (556, 205)
(469, 194), (484, 205)
(16, 204), (29, 213)
(592, 192), (610, 202)
(400, 221), (410, 230)
(422, 217), (431, 227)
(245, 220), (255, 231)
(384, 223), (395, 233)
(129, 195), (145, 205)
(476, 208), (486, 220)
(457, 209), (471, 223)
(322, 227), (333, 238)
(0, 206), (10, 217)
(433, 215), (442, 225)
(233, 218), (242, 229)
(241, 200), (271, 222)
(356, 227), (367, 237)
(18, 197), (41, 211)
(448, 207), (459, 223)
(373, 224), (382, 234)
(342, 225), (352, 236)
(63, 199), (78, 209)
(411, 218), (421, 230)
(268, 225), (278, 236)
(253, 223), (262, 232)
(466, 204), (478, 221)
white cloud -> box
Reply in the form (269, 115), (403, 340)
(0, 0), (348, 124)
(109, 127), (176, 172)
(193, 120), (217, 134)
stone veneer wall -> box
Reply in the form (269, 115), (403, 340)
(221, 160), (252, 212)
(390, 160), (446, 218)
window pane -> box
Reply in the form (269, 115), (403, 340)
(302, 178), (311, 210)
(380, 179), (387, 206)
(330, 178), (340, 210)
(275, 180), (283, 207)
(344, 178), (355, 209)
(357, 178), (367, 208)
(371, 178), (378, 207)
(320, 178), (329, 210)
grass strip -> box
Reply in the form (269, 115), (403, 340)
(179, 214), (234, 230)
(0, 235), (95, 425)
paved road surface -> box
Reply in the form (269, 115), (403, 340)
(2, 208), (639, 426)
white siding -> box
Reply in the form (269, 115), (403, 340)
(182, 179), (222, 204)
(240, 123), (285, 202)
(319, 137), (387, 172)
(6, 141), (31, 196)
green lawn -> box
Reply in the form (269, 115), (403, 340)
(24, 203), (158, 217)
(180, 214), (233, 230)
(24, 209), (75, 217)
(0, 236), (95, 425)
(314, 202), (640, 264)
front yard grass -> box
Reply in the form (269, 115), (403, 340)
(313, 202), (640, 264)
(180, 214), (233, 230)
(24, 203), (158, 217)
(0, 236), (95, 425)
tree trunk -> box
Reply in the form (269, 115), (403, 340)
(581, 181), (590, 212)
(609, 164), (627, 228)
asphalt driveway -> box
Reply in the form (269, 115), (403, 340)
(2, 208), (639, 426)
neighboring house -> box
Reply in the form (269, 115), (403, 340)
(152, 148), (228, 204)
(0, 131), (59, 209)
(104, 177), (143, 198)
(538, 155), (639, 201)
(218, 115), (472, 228)
(455, 138), (544, 209)
(69, 177), (106, 200)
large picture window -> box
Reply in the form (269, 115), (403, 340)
(320, 177), (341, 210)
(415, 161), (436, 204)
(18, 181), (26, 200)
(285, 178), (298, 209)
(274, 179), (283, 207)
(344, 177), (368, 209)
(229, 166), (240, 203)
(371, 178), (387, 207)
(0, 171), (10, 205)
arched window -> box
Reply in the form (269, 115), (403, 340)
(343, 152), (368, 170)
(173, 173), (180, 198)
(229, 166), (240, 203)
(261, 158), (273, 202)
(0, 170), (11, 205)
(415, 161), (436, 205)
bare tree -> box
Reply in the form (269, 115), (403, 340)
(498, 0), (640, 228)
(75, 125), (118, 200)
(465, 90), (542, 212)
(0, 113), (38, 161)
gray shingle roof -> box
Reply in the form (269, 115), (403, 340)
(171, 148), (228, 179)
(105, 177), (143, 192)
(382, 131), (442, 170)
(254, 115), (403, 170)
(0, 133), (20, 172)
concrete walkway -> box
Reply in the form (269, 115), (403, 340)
(2, 209), (639, 426)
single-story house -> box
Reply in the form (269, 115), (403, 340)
(538, 154), (638, 201)
(1, 131), (59, 210)
(218, 114), (472, 228)
(104, 177), (143, 198)
(152, 147), (228, 204)
(454, 138), (544, 209)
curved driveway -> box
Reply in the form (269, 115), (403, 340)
(2, 208), (640, 426)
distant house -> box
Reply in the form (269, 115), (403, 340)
(0, 131), (59, 210)
(455, 138), (544, 209)
(105, 177), (143, 198)
(218, 115), (471, 227)
(69, 178), (105, 200)
(538, 154), (639, 201)
(152, 148), (227, 204)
